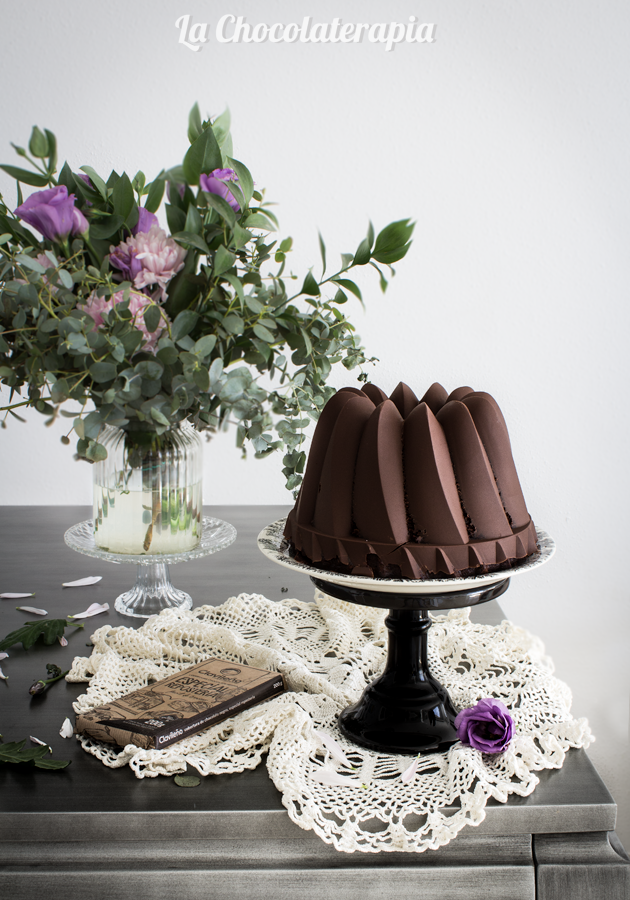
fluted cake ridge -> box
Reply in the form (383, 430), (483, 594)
(284, 381), (538, 579)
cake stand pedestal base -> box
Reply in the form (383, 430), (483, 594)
(312, 576), (510, 755)
(114, 563), (193, 618)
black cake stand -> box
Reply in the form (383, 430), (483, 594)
(257, 520), (555, 755)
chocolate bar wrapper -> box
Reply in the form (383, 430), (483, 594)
(75, 658), (286, 750)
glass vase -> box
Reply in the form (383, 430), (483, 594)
(92, 423), (203, 556)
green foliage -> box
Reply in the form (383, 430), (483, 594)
(0, 618), (84, 652)
(0, 107), (414, 494)
(0, 739), (70, 770)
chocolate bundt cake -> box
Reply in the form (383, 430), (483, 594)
(284, 382), (538, 580)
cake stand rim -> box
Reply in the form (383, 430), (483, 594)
(64, 516), (237, 565)
(257, 518), (555, 595)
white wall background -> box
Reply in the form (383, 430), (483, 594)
(1, 0), (628, 848)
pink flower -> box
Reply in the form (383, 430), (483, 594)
(79, 289), (167, 353)
(109, 225), (186, 300)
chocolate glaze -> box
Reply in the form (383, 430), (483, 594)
(285, 382), (538, 580)
(390, 382), (419, 419)
(353, 399), (408, 545)
(436, 400), (512, 541)
(404, 402), (469, 545)
(361, 383), (389, 406)
(420, 382), (449, 415)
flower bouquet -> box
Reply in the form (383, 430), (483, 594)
(0, 105), (413, 552)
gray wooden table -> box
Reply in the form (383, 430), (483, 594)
(1, 506), (628, 899)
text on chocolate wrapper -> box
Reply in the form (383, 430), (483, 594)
(176, 15), (436, 52)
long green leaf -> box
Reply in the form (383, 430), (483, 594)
(0, 165), (49, 187)
(80, 166), (108, 200)
(183, 127), (222, 185)
(144, 176), (165, 214)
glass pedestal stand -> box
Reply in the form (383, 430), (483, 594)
(65, 517), (237, 619)
(258, 518), (555, 756)
(311, 576), (509, 754)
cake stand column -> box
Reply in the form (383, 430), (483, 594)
(114, 562), (192, 618)
(311, 575), (511, 755)
(338, 606), (459, 754)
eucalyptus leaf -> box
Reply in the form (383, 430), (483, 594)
(89, 362), (117, 383)
(171, 309), (199, 342)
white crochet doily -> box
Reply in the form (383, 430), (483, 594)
(67, 591), (593, 853)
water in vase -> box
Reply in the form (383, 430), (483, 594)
(93, 481), (202, 555)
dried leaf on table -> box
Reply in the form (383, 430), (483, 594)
(0, 619), (84, 652)
(0, 739), (70, 769)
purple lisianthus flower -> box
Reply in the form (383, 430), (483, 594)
(133, 206), (159, 235)
(109, 241), (143, 282)
(15, 185), (88, 242)
(199, 168), (240, 211)
(455, 698), (514, 753)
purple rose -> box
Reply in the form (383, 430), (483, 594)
(199, 168), (240, 211)
(15, 185), (88, 242)
(133, 206), (159, 235)
(454, 698), (514, 753)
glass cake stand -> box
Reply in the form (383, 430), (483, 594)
(65, 517), (237, 619)
(258, 518), (555, 755)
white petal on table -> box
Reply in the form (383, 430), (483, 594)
(68, 602), (109, 619)
(30, 736), (51, 752)
(62, 576), (102, 588)
(0, 592), (35, 599)
(59, 717), (74, 739)
(0, 651), (8, 661)
(0, 666), (7, 681)
(16, 606), (48, 616)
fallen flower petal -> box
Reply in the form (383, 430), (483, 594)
(0, 666), (7, 681)
(400, 755), (420, 783)
(0, 651), (8, 660)
(16, 606), (48, 616)
(59, 717), (74, 739)
(1, 592), (35, 599)
(68, 602), (109, 619)
(314, 730), (354, 769)
(58, 636), (68, 647)
(62, 576), (102, 587)
(30, 736), (52, 751)
(310, 769), (363, 788)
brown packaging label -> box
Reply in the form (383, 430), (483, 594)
(75, 658), (286, 750)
